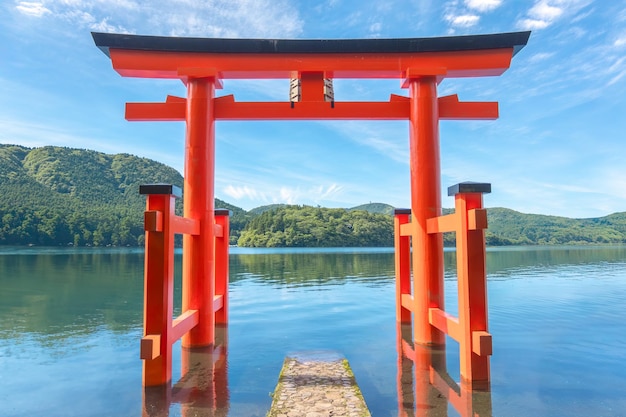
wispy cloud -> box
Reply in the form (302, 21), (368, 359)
(530, 1), (564, 20)
(323, 120), (408, 164)
(0, 118), (128, 153)
(528, 52), (555, 62)
(369, 22), (382, 37)
(13, 0), (304, 37)
(223, 185), (267, 201)
(281, 183), (345, 206)
(222, 182), (345, 208)
(464, 0), (502, 12)
(15, 1), (50, 17)
(315, 183), (344, 200)
(444, 0), (502, 30)
(446, 14), (480, 28)
(517, 0), (592, 31)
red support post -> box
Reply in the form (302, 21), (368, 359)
(214, 209), (230, 324)
(449, 182), (492, 390)
(140, 184), (180, 386)
(394, 209), (412, 323)
(182, 76), (218, 348)
(408, 76), (445, 347)
(395, 182), (493, 392)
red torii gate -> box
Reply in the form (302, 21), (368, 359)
(93, 31), (529, 390)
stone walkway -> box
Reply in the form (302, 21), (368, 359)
(267, 356), (371, 417)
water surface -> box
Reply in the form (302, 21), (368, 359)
(1, 245), (625, 416)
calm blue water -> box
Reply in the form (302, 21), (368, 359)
(1, 246), (625, 416)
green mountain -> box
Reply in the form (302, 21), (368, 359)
(0, 145), (245, 246)
(484, 207), (626, 245)
(2, 144), (626, 248)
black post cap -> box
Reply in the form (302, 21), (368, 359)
(139, 184), (182, 198)
(447, 182), (491, 196)
(394, 208), (412, 215)
(215, 209), (231, 216)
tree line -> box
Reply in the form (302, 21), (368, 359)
(2, 144), (626, 247)
(238, 205), (393, 247)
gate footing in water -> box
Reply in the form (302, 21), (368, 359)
(267, 354), (371, 417)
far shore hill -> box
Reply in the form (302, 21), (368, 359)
(2, 144), (626, 247)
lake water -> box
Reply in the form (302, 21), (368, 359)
(1, 245), (625, 416)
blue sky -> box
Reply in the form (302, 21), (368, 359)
(1, 0), (625, 218)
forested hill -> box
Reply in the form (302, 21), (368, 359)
(0, 144), (242, 246)
(2, 144), (626, 247)
(238, 205), (393, 247)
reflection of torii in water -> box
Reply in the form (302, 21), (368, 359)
(92, 31), (530, 393)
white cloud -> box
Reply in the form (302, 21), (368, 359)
(607, 70), (626, 86)
(528, 52), (555, 62)
(517, 0), (593, 31)
(13, 0), (303, 38)
(605, 56), (626, 86)
(223, 185), (266, 201)
(317, 183), (344, 200)
(15, 1), (50, 17)
(0, 117), (137, 157)
(222, 182), (345, 206)
(444, 0), (500, 30)
(276, 184), (345, 205)
(446, 14), (480, 27)
(324, 120), (408, 164)
(518, 18), (550, 30)
(279, 187), (298, 204)
(615, 36), (626, 47)
(369, 22), (382, 33)
(90, 17), (127, 33)
(529, 1), (563, 21)
(464, 0), (502, 12)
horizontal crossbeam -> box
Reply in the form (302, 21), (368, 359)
(171, 309), (199, 343)
(126, 94), (499, 121)
(426, 208), (488, 234)
(438, 94), (498, 120)
(429, 307), (462, 342)
(213, 294), (224, 312)
(109, 48), (518, 79)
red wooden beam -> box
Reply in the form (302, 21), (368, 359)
(438, 94), (498, 120)
(126, 93), (499, 122)
(109, 48), (516, 80)
(126, 101), (185, 121)
(171, 310), (199, 343)
(429, 307), (462, 342)
(215, 97), (410, 120)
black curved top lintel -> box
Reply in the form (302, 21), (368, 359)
(92, 31), (530, 59)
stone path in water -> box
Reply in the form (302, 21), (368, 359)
(267, 356), (371, 417)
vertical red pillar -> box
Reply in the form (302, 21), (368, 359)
(394, 209), (412, 323)
(214, 209), (230, 324)
(451, 183), (491, 390)
(140, 184), (180, 386)
(408, 76), (444, 346)
(183, 77), (217, 348)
